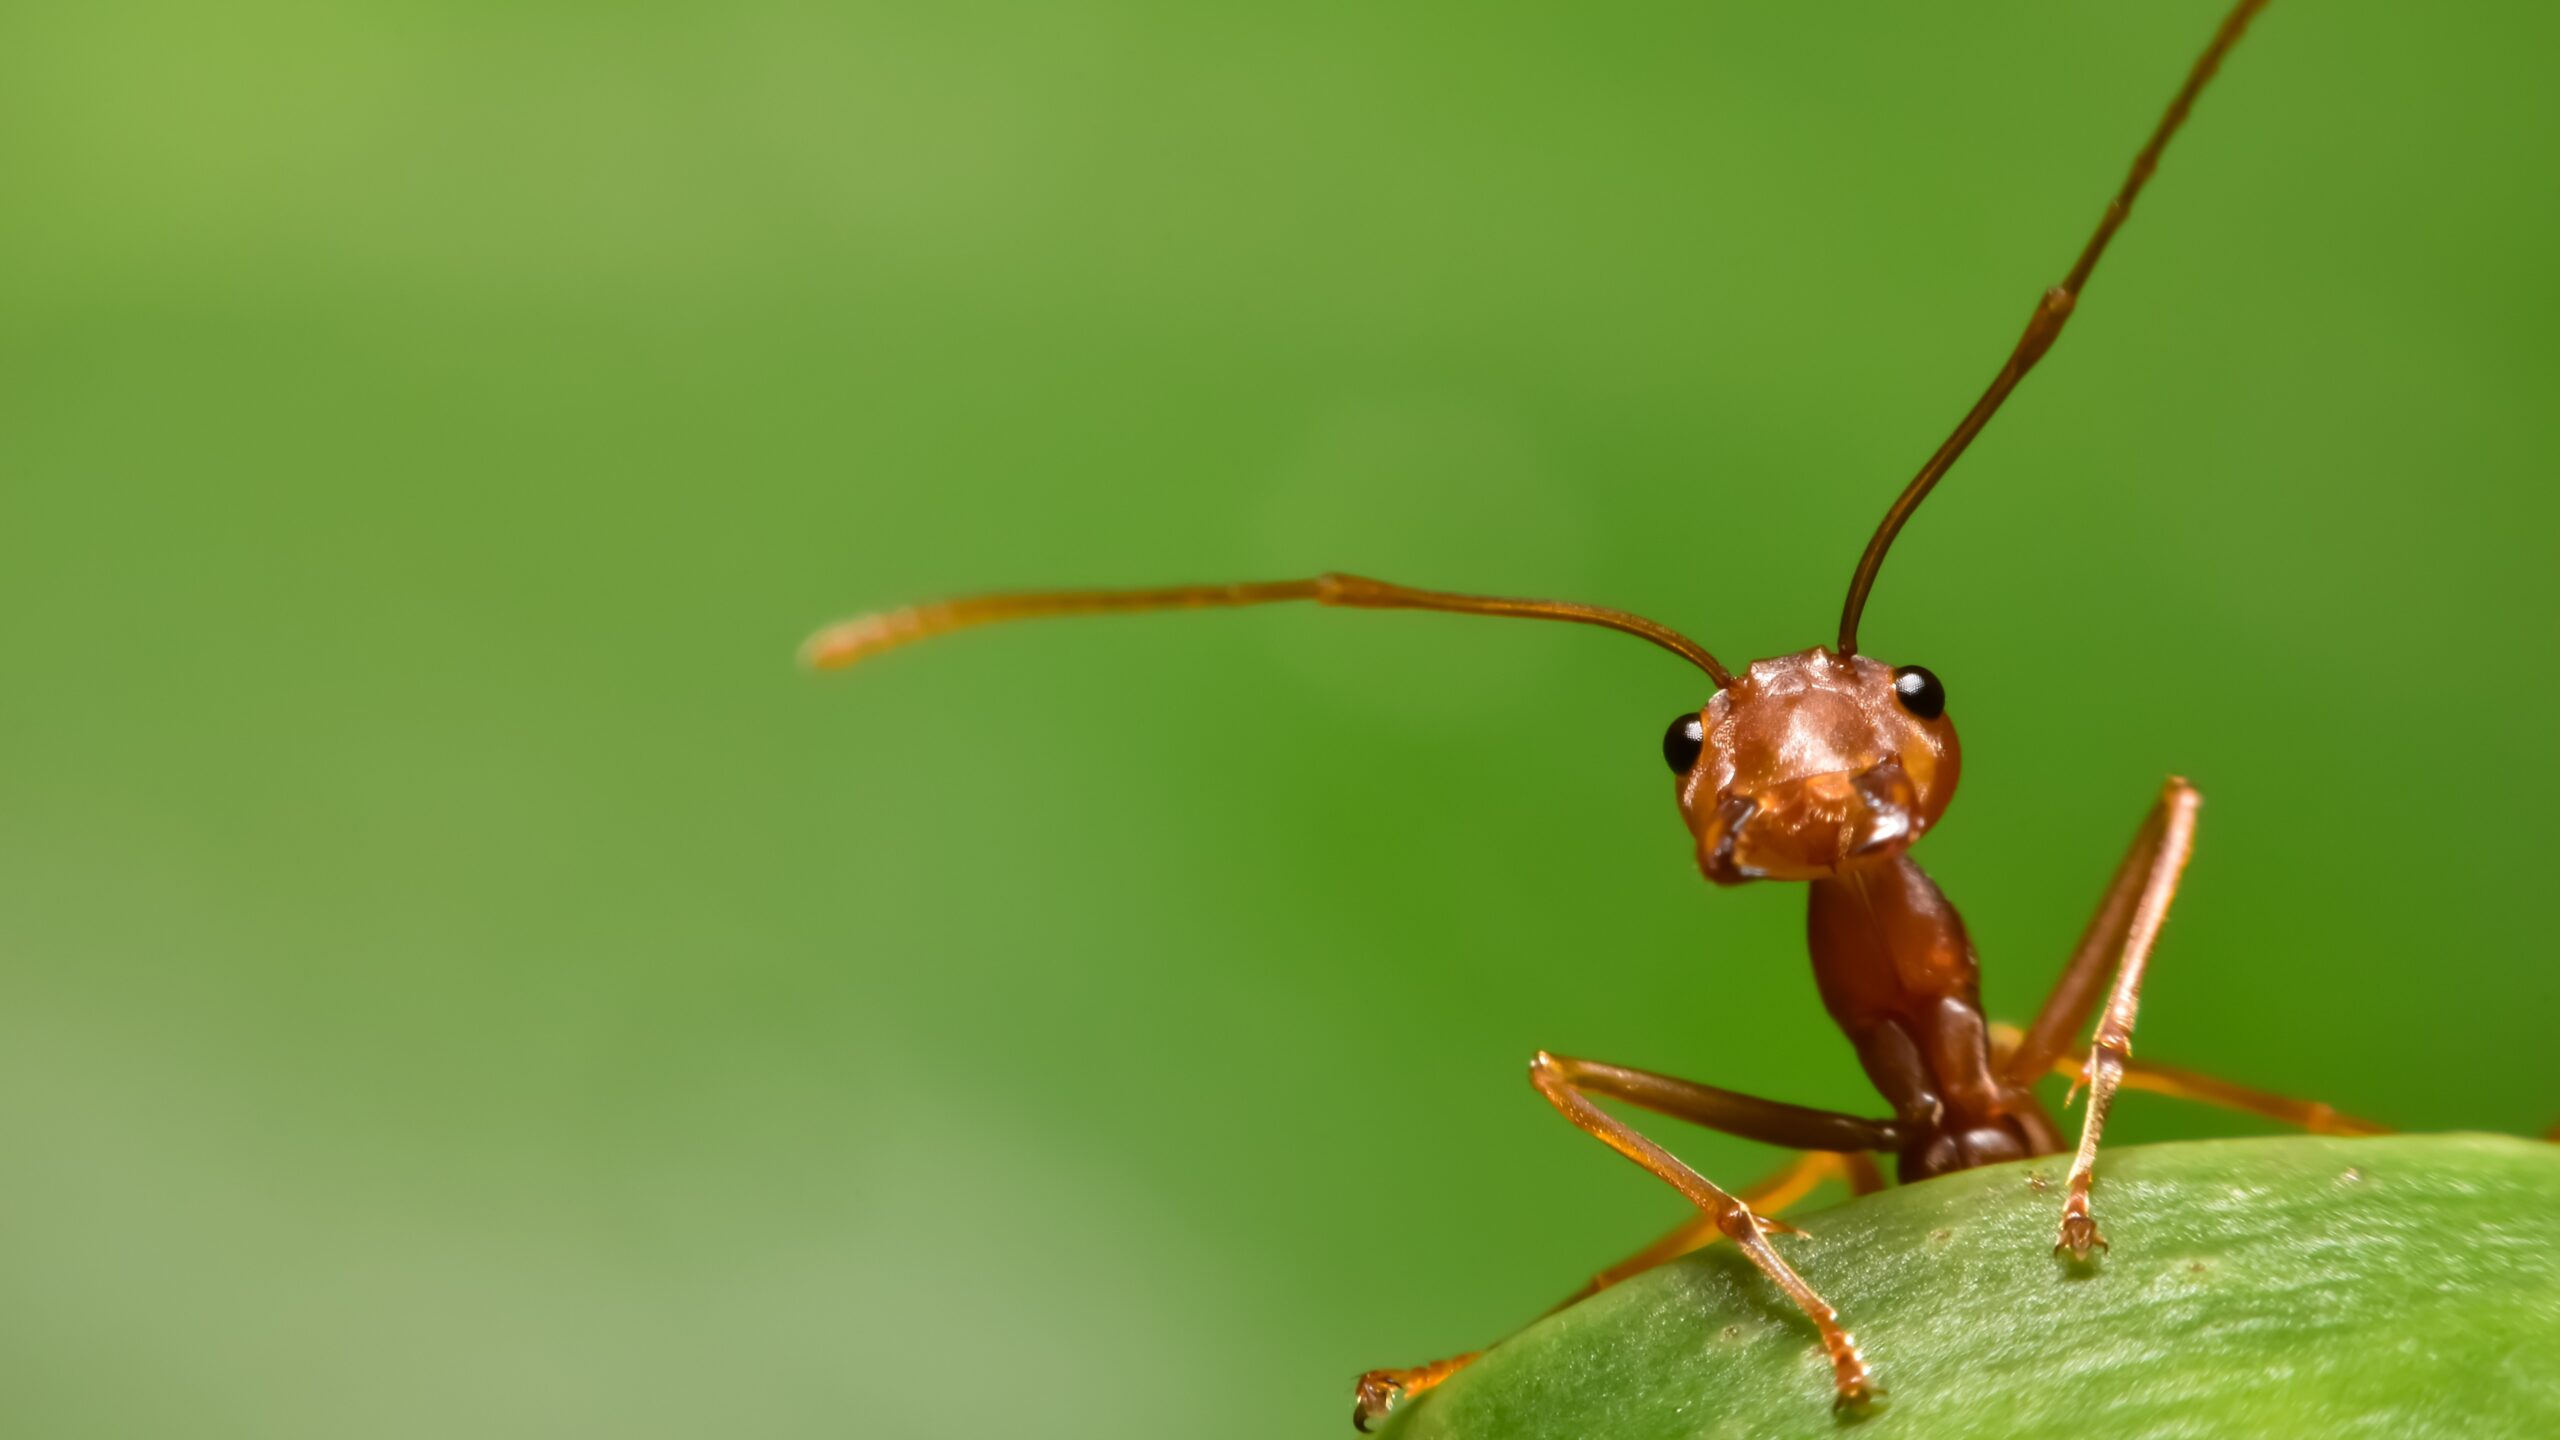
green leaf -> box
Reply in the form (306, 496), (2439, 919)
(1376, 1135), (2559, 1439)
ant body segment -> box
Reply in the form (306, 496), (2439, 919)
(805, 0), (2382, 1423)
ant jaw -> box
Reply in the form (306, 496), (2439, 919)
(1695, 760), (1922, 886)
(1697, 796), (1761, 886)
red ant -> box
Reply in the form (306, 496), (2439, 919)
(804, 0), (2380, 1424)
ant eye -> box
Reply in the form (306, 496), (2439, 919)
(1892, 665), (1946, 721)
(1662, 713), (1706, 774)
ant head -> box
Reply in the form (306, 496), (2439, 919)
(1663, 649), (1958, 886)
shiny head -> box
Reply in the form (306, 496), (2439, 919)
(1665, 650), (1959, 886)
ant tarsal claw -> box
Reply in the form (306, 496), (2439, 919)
(1827, 1335), (1883, 1410)
(1351, 1353), (1480, 1430)
(1350, 1371), (1405, 1432)
(2054, 1208), (2110, 1261)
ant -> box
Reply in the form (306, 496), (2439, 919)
(805, 0), (2382, 1425)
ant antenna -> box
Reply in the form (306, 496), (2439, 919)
(803, 572), (1737, 688)
(1836, 0), (2270, 658)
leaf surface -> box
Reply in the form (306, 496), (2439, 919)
(1378, 1134), (2560, 1440)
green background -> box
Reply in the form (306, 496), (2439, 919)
(2, 2), (2552, 1436)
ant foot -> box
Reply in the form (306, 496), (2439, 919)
(1351, 1353), (1478, 1431)
(1826, 1332), (1883, 1411)
(2054, 1203), (2109, 1261)
(1350, 1370), (1404, 1431)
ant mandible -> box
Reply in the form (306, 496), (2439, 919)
(803, 0), (2375, 1424)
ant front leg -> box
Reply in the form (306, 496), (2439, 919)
(2005, 778), (2202, 1259)
(1351, 1148), (1884, 1430)
(1528, 1052), (1899, 1406)
(1559, 1148), (1886, 1306)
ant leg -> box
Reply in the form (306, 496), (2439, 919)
(1352, 1149), (1862, 1431)
(1530, 1052), (1895, 1405)
(1563, 1149), (1877, 1303)
(2029, 1039), (2389, 1137)
(1353, 1081), (1894, 1431)
(2009, 778), (2202, 1259)
(1998, 1021), (2386, 1136)
(2001, 781), (2196, 1087)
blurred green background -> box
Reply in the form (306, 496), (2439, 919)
(2, 2), (2554, 1435)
